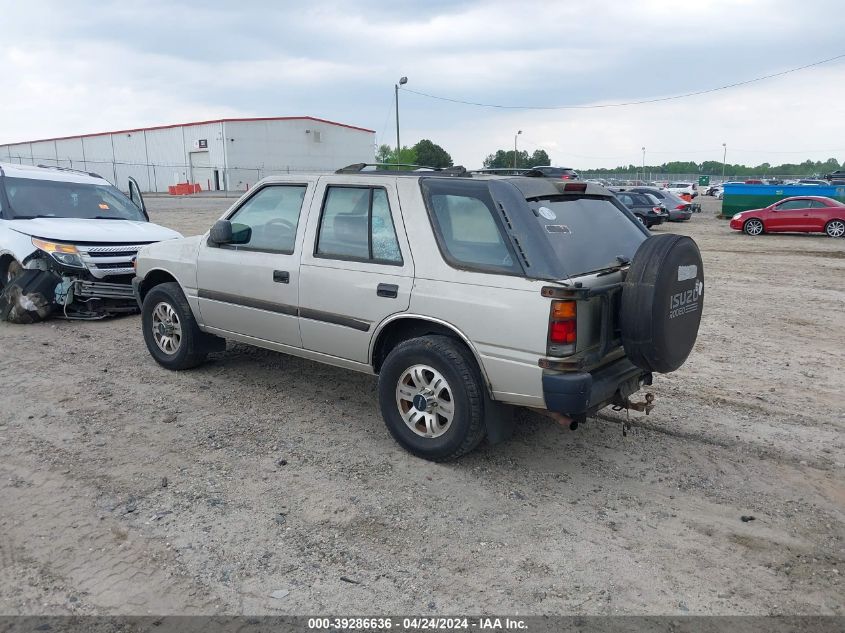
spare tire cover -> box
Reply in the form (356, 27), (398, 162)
(619, 234), (703, 373)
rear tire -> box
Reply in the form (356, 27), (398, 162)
(378, 335), (486, 461)
(825, 219), (844, 238)
(141, 282), (208, 370)
(744, 218), (764, 236)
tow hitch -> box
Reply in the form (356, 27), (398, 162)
(612, 392), (655, 436)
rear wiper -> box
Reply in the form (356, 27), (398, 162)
(593, 256), (631, 277)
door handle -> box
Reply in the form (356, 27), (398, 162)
(377, 283), (399, 298)
(273, 270), (290, 284)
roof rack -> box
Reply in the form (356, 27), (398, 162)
(35, 164), (103, 179)
(335, 163), (469, 176)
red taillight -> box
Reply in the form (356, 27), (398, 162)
(548, 300), (577, 356)
(653, 206), (662, 213)
(564, 182), (587, 193)
(550, 320), (576, 344)
(561, 175), (571, 179)
(676, 204), (685, 210)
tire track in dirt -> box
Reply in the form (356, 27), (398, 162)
(0, 458), (218, 614)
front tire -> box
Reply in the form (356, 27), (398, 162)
(0, 258), (22, 292)
(378, 336), (486, 461)
(744, 218), (764, 236)
(825, 219), (844, 237)
(141, 282), (208, 370)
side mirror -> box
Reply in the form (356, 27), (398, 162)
(209, 220), (233, 245)
(209, 220), (251, 246)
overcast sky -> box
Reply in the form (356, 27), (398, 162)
(3, 0), (844, 169)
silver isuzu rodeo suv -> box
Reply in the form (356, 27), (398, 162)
(133, 165), (704, 461)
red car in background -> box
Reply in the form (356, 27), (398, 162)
(729, 196), (845, 237)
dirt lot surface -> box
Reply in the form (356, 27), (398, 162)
(1, 195), (842, 616)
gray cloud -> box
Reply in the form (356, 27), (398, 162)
(3, 0), (844, 167)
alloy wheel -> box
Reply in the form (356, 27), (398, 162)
(151, 301), (182, 355)
(745, 219), (764, 236)
(826, 220), (845, 237)
(395, 364), (455, 438)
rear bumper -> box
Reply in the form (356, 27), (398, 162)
(542, 357), (651, 416)
(669, 210), (693, 221)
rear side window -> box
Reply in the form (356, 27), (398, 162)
(421, 179), (519, 274)
(316, 186), (402, 264)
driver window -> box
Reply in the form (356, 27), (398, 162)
(227, 185), (307, 253)
(776, 200), (805, 210)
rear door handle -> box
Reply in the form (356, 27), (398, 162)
(377, 283), (398, 298)
(273, 270), (290, 284)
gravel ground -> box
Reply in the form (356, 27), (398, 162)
(0, 195), (842, 616)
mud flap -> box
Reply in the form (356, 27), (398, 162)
(483, 391), (515, 445)
(0, 270), (60, 324)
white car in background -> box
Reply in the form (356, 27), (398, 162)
(0, 163), (181, 323)
(666, 182), (698, 198)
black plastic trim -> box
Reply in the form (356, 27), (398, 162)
(197, 288), (297, 316)
(299, 307), (371, 332)
(543, 357), (646, 415)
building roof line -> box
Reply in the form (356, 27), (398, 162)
(1, 116), (375, 146)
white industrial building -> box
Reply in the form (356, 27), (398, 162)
(0, 116), (375, 192)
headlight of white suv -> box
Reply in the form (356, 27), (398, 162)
(31, 237), (86, 268)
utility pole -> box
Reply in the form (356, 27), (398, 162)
(395, 76), (408, 160)
(641, 146), (646, 182)
(722, 143), (727, 182)
(513, 130), (522, 171)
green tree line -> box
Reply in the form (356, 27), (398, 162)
(582, 157), (843, 177)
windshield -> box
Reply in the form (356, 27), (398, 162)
(527, 195), (647, 277)
(3, 177), (146, 221)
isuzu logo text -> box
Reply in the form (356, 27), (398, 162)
(669, 277), (703, 319)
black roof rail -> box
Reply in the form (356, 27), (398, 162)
(35, 164), (103, 179)
(335, 163), (469, 176)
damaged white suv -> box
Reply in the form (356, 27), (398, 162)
(0, 163), (181, 322)
(134, 166), (704, 461)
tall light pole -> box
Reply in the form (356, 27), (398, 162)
(641, 146), (646, 182)
(395, 76), (408, 160)
(513, 130), (522, 171)
(722, 143), (727, 182)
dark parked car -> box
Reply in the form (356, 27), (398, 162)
(623, 187), (693, 221)
(523, 166), (580, 180)
(824, 170), (845, 180)
(611, 190), (668, 227)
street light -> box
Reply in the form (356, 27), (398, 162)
(722, 143), (727, 182)
(395, 76), (408, 159)
(514, 130), (522, 171)
(641, 146), (646, 182)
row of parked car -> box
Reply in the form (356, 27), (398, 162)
(705, 176), (845, 200)
(608, 186), (698, 228)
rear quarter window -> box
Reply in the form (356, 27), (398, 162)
(420, 179), (520, 274)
